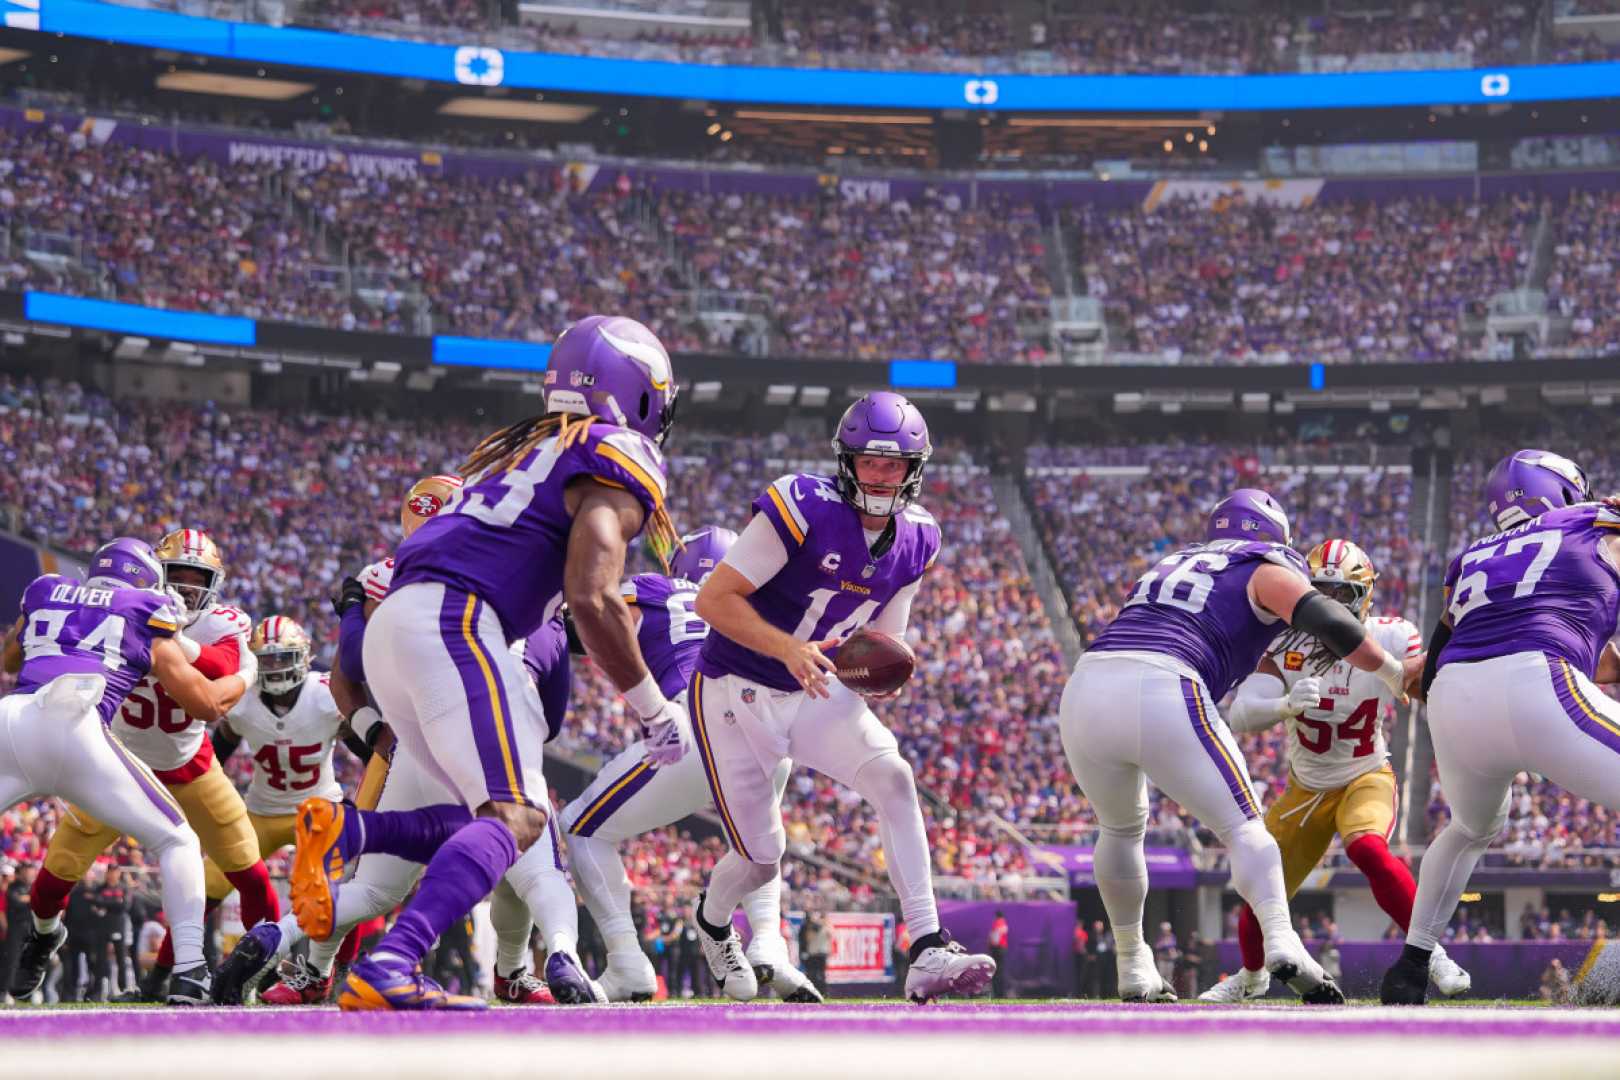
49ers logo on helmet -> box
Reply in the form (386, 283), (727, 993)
(408, 492), (445, 518)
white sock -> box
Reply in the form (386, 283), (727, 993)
(741, 872), (786, 962)
(606, 932), (643, 959)
(1092, 826), (1149, 952)
(1407, 819), (1496, 951)
(505, 838), (578, 958)
(703, 852), (776, 930)
(155, 838), (207, 970)
(489, 878), (535, 976)
(308, 934), (344, 977)
(566, 831), (636, 943)
(853, 754), (939, 939)
(272, 913), (303, 959)
(33, 912), (62, 935)
(1224, 818), (1296, 952)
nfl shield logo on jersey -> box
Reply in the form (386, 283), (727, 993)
(741, 687), (756, 704)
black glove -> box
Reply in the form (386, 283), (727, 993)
(332, 575), (368, 618)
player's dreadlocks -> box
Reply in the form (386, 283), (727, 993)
(1269, 626), (1342, 677)
(458, 413), (682, 571)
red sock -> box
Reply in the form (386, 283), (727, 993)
(156, 897), (221, 969)
(1237, 903), (1265, 972)
(336, 926), (363, 968)
(225, 862), (282, 929)
(1346, 833), (1416, 932)
(29, 868), (76, 921)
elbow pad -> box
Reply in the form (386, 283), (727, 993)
(1421, 619), (1453, 698)
(1288, 591), (1368, 659)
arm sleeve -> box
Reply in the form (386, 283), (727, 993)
(1286, 590), (1369, 659)
(338, 603), (369, 685)
(1420, 617), (1452, 698)
(723, 512), (790, 589)
(1226, 672), (1289, 734)
(210, 722), (243, 762)
(870, 578), (922, 637)
(193, 635), (241, 679)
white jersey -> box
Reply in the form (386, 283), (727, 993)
(112, 602), (253, 774)
(359, 557), (395, 603)
(225, 673), (344, 815)
(1268, 615), (1422, 791)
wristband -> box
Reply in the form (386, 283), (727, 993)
(623, 673), (668, 720)
(351, 705), (385, 744)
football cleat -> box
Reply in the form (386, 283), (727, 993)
(213, 921), (284, 1005)
(762, 960), (824, 1004)
(7, 923), (67, 999)
(166, 963), (213, 1006)
(1380, 951), (1430, 1006)
(1198, 966), (1270, 1003)
(1117, 946), (1177, 1003)
(543, 951), (607, 1005)
(494, 968), (556, 1005)
(694, 898), (758, 1002)
(905, 936), (997, 1004)
(596, 951), (658, 1003)
(1266, 934), (1345, 1005)
(114, 963), (170, 1003)
(260, 955), (333, 1006)
(291, 797), (357, 942)
(1429, 944), (1472, 998)
(338, 955), (486, 1012)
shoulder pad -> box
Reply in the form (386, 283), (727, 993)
(147, 596), (183, 636)
(1592, 504), (1620, 530)
(588, 427), (668, 509)
(756, 473), (839, 548)
(200, 605), (253, 640)
(360, 558), (395, 601)
(1260, 545), (1309, 574)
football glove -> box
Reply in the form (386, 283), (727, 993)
(640, 699), (691, 767)
(332, 575), (368, 618)
(1283, 676), (1323, 717)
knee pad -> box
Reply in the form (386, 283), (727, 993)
(1225, 817), (1279, 858)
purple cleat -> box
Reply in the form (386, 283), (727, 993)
(545, 951), (607, 1005)
(338, 954), (486, 1012)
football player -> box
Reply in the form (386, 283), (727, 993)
(2, 538), (251, 1004)
(1383, 450), (1620, 1004)
(563, 526), (821, 1003)
(20, 528), (272, 1003)
(1062, 491), (1415, 1004)
(285, 315), (683, 1011)
(1201, 539), (1470, 1002)
(689, 392), (996, 1004)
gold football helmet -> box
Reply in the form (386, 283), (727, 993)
(154, 528), (226, 621)
(251, 615), (313, 694)
(400, 474), (463, 538)
(1307, 538), (1377, 620)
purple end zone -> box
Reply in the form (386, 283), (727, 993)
(3, 1004), (1620, 1041)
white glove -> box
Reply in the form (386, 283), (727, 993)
(639, 698), (691, 767)
(1374, 652), (1409, 701)
(1283, 676), (1323, 717)
(234, 638), (258, 693)
(173, 629), (202, 663)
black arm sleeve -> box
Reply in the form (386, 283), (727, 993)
(1420, 618), (1452, 698)
(1287, 591), (1370, 659)
(341, 723), (374, 765)
(210, 724), (243, 762)
(563, 608), (587, 657)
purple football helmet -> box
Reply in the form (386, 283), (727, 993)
(543, 315), (678, 445)
(670, 526), (738, 585)
(1207, 489), (1291, 546)
(87, 537), (165, 591)
(1485, 448), (1590, 530)
(832, 391), (932, 517)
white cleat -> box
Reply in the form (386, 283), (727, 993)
(1118, 946), (1177, 1003)
(696, 918), (759, 1002)
(1265, 933), (1344, 1005)
(748, 952), (825, 1004)
(596, 950), (659, 1003)
(1429, 944), (1472, 998)
(1198, 967), (1270, 1003)
(905, 938), (996, 1004)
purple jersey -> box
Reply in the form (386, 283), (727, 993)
(1439, 503), (1620, 678)
(1089, 540), (1308, 699)
(698, 473), (940, 693)
(519, 616), (571, 743)
(624, 573), (706, 699)
(393, 422), (667, 641)
(13, 575), (181, 723)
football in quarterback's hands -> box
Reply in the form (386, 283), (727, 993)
(835, 628), (916, 696)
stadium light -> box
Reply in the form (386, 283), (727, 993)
(765, 384), (797, 406)
(155, 71), (314, 101)
(437, 98), (597, 122)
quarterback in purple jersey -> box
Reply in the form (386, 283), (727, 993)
(1383, 449), (1620, 1005)
(0, 538), (250, 1004)
(287, 315), (685, 1012)
(1065, 490), (1412, 1004)
(690, 393), (997, 1004)
(563, 527), (822, 1003)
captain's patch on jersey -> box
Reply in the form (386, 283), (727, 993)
(1284, 651), (1305, 671)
